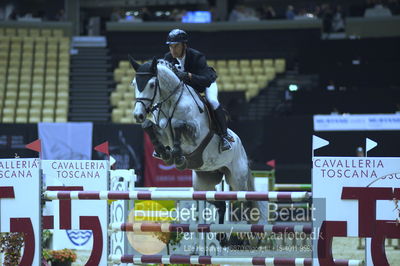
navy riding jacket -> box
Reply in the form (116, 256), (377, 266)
(164, 47), (217, 93)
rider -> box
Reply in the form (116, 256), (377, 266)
(164, 29), (233, 152)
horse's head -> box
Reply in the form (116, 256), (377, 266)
(129, 56), (158, 123)
(129, 56), (180, 123)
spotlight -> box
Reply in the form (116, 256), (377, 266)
(288, 84), (298, 92)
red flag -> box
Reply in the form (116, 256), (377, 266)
(94, 141), (109, 156)
(266, 159), (276, 168)
(25, 139), (41, 153)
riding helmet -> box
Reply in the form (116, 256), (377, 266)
(166, 29), (188, 44)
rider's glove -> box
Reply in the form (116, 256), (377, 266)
(172, 65), (190, 82)
(176, 71), (190, 82)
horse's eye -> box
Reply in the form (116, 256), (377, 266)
(150, 83), (155, 89)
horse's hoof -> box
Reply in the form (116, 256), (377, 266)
(227, 234), (246, 247)
(161, 149), (173, 165)
(161, 152), (171, 161)
(163, 155), (174, 166)
(175, 157), (187, 170)
(248, 236), (261, 247)
(216, 233), (229, 247)
(163, 159), (174, 166)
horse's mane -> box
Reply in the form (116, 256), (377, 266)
(157, 59), (175, 72)
(156, 59), (181, 91)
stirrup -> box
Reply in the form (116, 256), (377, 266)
(220, 138), (232, 152)
(225, 133), (235, 143)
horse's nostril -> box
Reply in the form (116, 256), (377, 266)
(134, 113), (144, 123)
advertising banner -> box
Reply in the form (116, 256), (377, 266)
(143, 133), (192, 187)
(314, 114), (400, 131)
(42, 160), (108, 264)
(0, 158), (41, 265)
(312, 156), (400, 265)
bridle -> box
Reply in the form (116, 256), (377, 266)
(134, 66), (184, 128)
(134, 71), (158, 114)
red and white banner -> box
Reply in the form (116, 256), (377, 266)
(312, 156), (400, 265)
(143, 133), (192, 187)
(42, 160), (108, 263)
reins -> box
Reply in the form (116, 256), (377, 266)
(134, 62), (205, 136)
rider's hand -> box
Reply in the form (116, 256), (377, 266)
(172, 65), (190, 82)
(175, 70), (190, 82)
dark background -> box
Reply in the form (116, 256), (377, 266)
(1, 2), (399, 185)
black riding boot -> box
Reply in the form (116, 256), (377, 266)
(214, 106), (232, 152)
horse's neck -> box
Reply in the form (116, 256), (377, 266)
(158, 84), (179, 107)
(157, 74), (182, 108)
(156, 69), (206, 117)
(151, 82), (181, 128)
(157, 69), (179, 92)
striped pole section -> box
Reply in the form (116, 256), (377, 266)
(276, 203), (310, 209)
(109, 222), (313, 234)
(109, 255), (313, 265)
(333, 259), (364, 266)
(43, 191), (311, 202)
(274, 184), (312, 191)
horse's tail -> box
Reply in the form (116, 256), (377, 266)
(247, 167), (255, 192)
(247, 165), (268, 223)
(240, 140), (254, 192)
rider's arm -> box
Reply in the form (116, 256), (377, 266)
(186, 54), (216, 91)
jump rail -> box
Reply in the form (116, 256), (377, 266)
(109, 255), (363, 266)
(274, 184), (312, 191)
(109, 222), (313, 234)
(43, 191), (311, 202)
(109, 255), (313, 265)
(276, 203), (310, 209)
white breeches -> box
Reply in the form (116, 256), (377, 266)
(205, 82), (220, 110)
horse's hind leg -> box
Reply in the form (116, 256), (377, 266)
(193, 171), (225, 223)
(193, 170), (223, 192)
(225, 163), (262, 224)
(225, 165), (264, 248)
(193, 171), (228, 246)
(142, 119), (173, 165)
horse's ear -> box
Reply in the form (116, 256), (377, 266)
(151, 57), (158, 73)
(128, 54), (140, 71)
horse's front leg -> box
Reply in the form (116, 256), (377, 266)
(142, 119), (173, 165)
(171, 119), (187, 170)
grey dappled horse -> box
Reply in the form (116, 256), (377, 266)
(130, 57), (265, 229)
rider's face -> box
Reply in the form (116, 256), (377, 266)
(169, 43), (185, 59)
